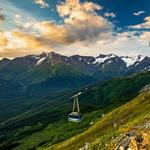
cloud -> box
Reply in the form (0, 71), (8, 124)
(0, 0), (114, 58)
(34, 0), (49, 8)
(56, 0), (112, 43)
(52, 30), (149, 57)
(133, 11), (145, 16)
(15, 14), (21, 19)
(24, 0), (112, 45)
(0, 0), (149, 58)
(104, 12), (116, 18)
(11, 31), (44, 49)
(33, 21), (74, 44)
(0, 14), (5, 23)
(139, 31), (150, 42)
(0, 32), (8, 46)
(11, 0), (112, 45)
(0, 30), (52, 58)
(129, 16), (150, 29)
(57, 0), (102, 17)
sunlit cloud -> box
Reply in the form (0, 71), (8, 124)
(56, 0), (112, 43)
(0, 30), (52, 58)
(0, 0), (149, 58)
(34, 0), (49, 8)
(139, 31), (150, 42)
(0, 32), (8, 47)
(129, 16), (150, 29)
(104, 12), (116, 18)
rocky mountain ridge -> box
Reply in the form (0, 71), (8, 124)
(0, 52), (150, 83)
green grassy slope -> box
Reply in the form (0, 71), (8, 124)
(2, 71), (150, 128)
(79, 71), (150, 112)
(17, 63), (93, 84)
(1, 71), (150, 150)
(0, 79), (21, 97)
(49, 90), (150, 150)
(8, 110), (104, 150)
(0, 63), (96, 122)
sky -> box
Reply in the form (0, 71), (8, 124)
(0, 0), (150, 58)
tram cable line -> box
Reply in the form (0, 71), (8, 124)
(0, 81), (98, 130)
(0, 98), (70, 130)
(0, 90), (75, 129)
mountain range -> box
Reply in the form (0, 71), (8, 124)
(0, 52), (150, 84)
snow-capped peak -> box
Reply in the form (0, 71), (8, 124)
(94, 54), (116, 64)
(121, 55), (145, 67)
(21, 52), (148, 68)
(36, 57), (46, 65)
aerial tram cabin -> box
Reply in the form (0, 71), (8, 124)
(68, 93), (82, 122)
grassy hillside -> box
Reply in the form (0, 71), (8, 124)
(0, 66), (96, 122)
(0, 71), (150, 150)
(2, 71), (150, 126)
(17, 63), (93, 84)
(49, 90), (150, 150)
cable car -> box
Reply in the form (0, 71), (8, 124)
(68, 93), (82, 122)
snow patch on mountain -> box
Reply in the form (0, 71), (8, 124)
(21, 52), (149, 69)
(121, 55), (145, 67)
(36, 57), (46, 65)
(94, 54), (116, 65)
(121, 56), (137, 67)
(134, 55), (145, 66)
